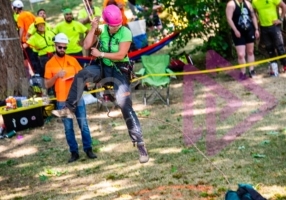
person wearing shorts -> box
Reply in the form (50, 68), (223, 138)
(226, 0), (259, 80)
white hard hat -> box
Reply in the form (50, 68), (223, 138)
(12, 0), (24, 8)
(53, 33), (69, 44)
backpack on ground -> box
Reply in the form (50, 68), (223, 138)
(225, 184), (266, 200)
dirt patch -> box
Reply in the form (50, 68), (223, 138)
(131, 184), (221, 199)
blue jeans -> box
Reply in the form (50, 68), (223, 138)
(57, 98), (92, 153)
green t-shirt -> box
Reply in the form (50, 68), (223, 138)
(53, 21), (88, 54)
(99, 25), (132, 66)
(28, 22), (52, 35)
(27, 30), (55, 56)
(252, 0), (281, 26)
(78, 6), (102, 30)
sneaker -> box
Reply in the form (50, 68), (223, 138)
(137, 142), (149, 163)
(239, 72), (247, 81)
(52, 107), (73, 118)
(269, 62), (279, 77)
(249, 70), (255, 78)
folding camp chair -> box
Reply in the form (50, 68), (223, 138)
(135, 54), (175, 106)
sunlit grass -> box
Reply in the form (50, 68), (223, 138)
(2, 1), (286, 199)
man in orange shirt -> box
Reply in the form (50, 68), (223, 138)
(44, 33), (97, 163)
(12, 0), (39, 76)
(12, 0), (35, 43)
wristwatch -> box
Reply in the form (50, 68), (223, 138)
(100, 52), (105, 58)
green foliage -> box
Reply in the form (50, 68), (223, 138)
(6, 159), (17, 166)
(92, 139), (101, 146)
(192, 34), (230, 58)
(141, 0), (231, 58)
(22, 0), (81, 14)
(181, 148), (194, 154)
(39, 174), (48, 182)
(137, 110), (150, 117)
(273, 194), (286, 200)
(42, 135), (52, 142)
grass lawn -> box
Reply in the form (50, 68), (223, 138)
(2, 1), (286, 199)
(1, 59), (286, 199)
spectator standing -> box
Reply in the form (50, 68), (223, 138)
(27, 9), (52, 39)
(26, 9), (52, 76)
(12, 0), (38, 76)
(12, 0), (35, 44)
(53, 8), (89, 66)
(44, 33), (97, 163)
(226, 0), (259, 80)
(252, 0), (286, 74)
(26, 17), (55, 77)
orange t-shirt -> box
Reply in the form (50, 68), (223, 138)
(103, 0), (128, 25)
(44, 55), (82, 101)
(17, 11), (35, 43)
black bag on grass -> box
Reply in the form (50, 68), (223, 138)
(29, 74), (45, 95)
(225, 184), (266, 200)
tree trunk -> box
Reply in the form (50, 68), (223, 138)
(0, 0), (30, 100)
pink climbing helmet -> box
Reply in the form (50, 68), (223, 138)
(102, 5), (122, 26)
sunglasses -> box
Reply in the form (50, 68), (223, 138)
(108, 25), (122, 30)
(57, 46), (67, 50)
(65, 13), (72, 15)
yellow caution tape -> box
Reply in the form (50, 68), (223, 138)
(49, 54), (286, 98)
(131, 53), (286, 81)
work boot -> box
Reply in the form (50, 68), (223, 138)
(137, 142), (149, 163)
(68, 152), (79, 163)
(86, 149), (97, 159)
(52, 107), (73, 118)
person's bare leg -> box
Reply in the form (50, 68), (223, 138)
(235, 45), (246, 74)
(246, 42), (255, 72)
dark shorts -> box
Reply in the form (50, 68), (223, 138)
(231, 28), (255, 46)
